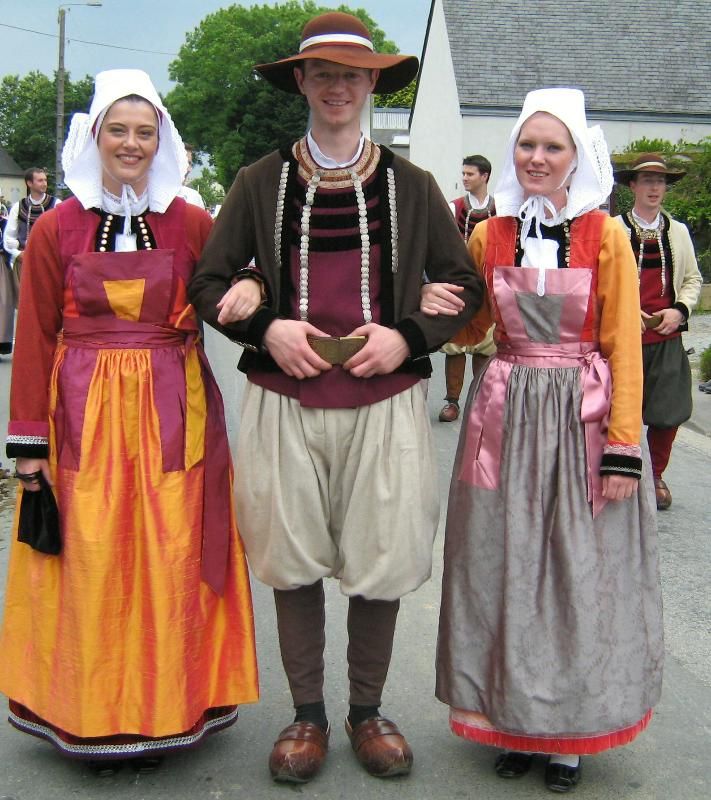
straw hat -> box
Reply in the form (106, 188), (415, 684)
(255, 11), (418, 94)
(613, 153), (686, 186)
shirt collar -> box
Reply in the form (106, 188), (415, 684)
(631, 208), (661, 230)
(307, 130), (365, 169)
(468, 192), (490, 210)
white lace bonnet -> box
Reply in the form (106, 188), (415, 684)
(493, 87), (613, 220)
(62, 69), (188, 212)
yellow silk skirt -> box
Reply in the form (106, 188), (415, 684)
(0, 343), (259, 741)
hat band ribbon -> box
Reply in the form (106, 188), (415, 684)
(300, 32), (374, 52)
(632, 161), (668, 171)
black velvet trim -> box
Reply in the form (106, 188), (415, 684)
(599, 452), (643, 480)
(236, 306), (279, 350)
(673, 301), (690, 321)
(90, 208), (157, 252)
(7, 443), (49, 460)
(287, 204), (382, 231)
(279, 156), (299, 318)
(514, 219), (569, 269)
(394, 318), (428, 361)
(378, 148), (395, 327)
(292, 174), (382, 208)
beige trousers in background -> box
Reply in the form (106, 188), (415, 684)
(235, 382), (439, 601)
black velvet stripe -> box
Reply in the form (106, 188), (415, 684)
(7, 443), (49, 460)
(288, 203), (382, 231)
(599, 452), (643, 480)
(292, 175), (381, 208)
(287, 229), (384, 252)
(240, 306), (279, 350)
(90, 209), (157, 252)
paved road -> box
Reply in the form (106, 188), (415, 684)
(0, 324), (709, 800)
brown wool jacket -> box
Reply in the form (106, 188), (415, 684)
(189, 144), (485, 377)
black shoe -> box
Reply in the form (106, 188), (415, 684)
(85, 759), (123, 777)
(699, 379), (711, 394)
(545, 758), (581, 792)
(131, 756), (164, 774)
(494, 751), (534, 778)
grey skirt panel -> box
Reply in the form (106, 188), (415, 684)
(642, 337), (692, 427)
(436, 362), (664, 737)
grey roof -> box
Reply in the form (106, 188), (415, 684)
(0, 146), (23, 176)
(441, 0), (711, 116)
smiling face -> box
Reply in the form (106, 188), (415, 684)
(629, 172), (668, 219)
(514, 112), (577, 208)
(294, 59), (379, 135)
(97, 98), (159, 196)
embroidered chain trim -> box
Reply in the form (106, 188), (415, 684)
(7, 434), (48, 446)
(604, 442), (642, 458)
(8, 707), (239, 756)
(387, 167), (399, 274)
(274, 161), (290, 268)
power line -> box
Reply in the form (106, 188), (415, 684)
(0, 22), (178, 56)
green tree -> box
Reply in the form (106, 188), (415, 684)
(0, 71), (94, 191)
(375, 79), (416, 108)
(166, 0), (398, 188)
(612, 138), (711, 282)
(188, 166), (225, 211)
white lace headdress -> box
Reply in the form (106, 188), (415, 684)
(494, 87), (613, 222)
(62, 69), (188, 213)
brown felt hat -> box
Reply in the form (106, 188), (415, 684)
(254, 11), (419, 95)
(613, 152), (686, 186)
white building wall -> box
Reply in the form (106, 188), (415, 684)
(409, 0), (462, 200)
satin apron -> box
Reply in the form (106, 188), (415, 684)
(436, 265), (663, 754)
(0, 246), (258, 757)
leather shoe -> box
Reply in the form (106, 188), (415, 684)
(544, 758), (581, 792)
(654, 477), (672, 510)
(439, 401), (460, 422)
(699, 379), (711, 394)
(345, 716), (413, 777)
(495, 751), (534, 778)
(268, 721), (329, 783)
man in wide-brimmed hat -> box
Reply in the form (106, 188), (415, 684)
(614, 153), (702, 509)
(190, 10), (484, 785)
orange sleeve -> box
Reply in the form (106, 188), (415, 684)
(9, 210), (64, 432)
(597, 216), (643, 447)
(467, 221), (494, 341)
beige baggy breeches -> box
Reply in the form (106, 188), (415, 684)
(234, 382), (440, 600)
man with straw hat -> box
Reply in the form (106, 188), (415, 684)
(614, 153), (702, 510)
(190, 10), (484, 785)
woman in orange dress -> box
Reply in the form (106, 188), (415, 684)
(0, 69), (260, 775)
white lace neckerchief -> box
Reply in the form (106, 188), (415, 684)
(101, 186), (149, 251)
(307, 129), (364, 169)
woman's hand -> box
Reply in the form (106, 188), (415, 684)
(601, 474), (638, 501)
(216, 278), (263, 325)
(420, 283), (465, 316)
(15, 457), (51, 493)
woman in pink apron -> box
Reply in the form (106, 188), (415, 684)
(426, 89), (662, 792)
(1, 70), (261, 776)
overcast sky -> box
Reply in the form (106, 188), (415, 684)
(0, 0), (432, 94)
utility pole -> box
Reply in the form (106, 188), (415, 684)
(55, 7), (67, 195)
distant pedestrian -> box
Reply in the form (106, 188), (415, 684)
(614, 153), (703, 509)
(3, 168), (60, 283)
